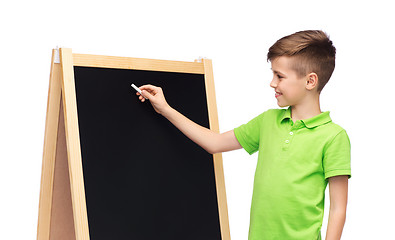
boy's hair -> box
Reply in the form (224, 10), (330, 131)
(267, 30), (336, 93)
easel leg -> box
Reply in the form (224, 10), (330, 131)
(37, 50), (76, 240)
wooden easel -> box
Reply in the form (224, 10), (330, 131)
(36, 48), (230, 240)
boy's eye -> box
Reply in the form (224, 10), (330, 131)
(277, 75), (283, 79)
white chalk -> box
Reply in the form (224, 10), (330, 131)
(131, 84), (148, 99)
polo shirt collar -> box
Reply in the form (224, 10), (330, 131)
(281, 106), (292, 122)
(281, 106), (332, 128)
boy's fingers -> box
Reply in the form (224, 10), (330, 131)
(141, 90), (152, 99)
(135, 84), (163, 101)
(139, 84), (157, 91)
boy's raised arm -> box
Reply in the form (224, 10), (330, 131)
(136, 84), (242, 154)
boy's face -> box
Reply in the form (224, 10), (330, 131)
(270, 56), (312, 108)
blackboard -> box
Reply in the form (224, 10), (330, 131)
(37, 49), (229, 240)
(73, 66), (222, 240)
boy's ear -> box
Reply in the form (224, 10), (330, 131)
(306, 72), (319, 91)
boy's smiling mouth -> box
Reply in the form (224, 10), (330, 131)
(275, 91), (283, 98)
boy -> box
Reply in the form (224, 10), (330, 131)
(135, 30), (351, 240)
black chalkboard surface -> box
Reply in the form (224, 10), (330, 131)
(73, 66), (221, 240)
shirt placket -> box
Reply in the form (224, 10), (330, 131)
(282, 120), (302, 151)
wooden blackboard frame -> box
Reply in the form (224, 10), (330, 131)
(37, 48), (230, 240)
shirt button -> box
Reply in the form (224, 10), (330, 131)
(285, 140), (289, 143)
(289, 132), (293, 135)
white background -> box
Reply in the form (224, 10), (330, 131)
(1, 0), (394, 239)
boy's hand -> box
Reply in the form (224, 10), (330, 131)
(136, 84), (170, 115)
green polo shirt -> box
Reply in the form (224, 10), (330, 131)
(234, 106), (351, 240)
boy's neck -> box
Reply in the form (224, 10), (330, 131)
(290, 94), (322, 123)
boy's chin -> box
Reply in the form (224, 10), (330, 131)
(277, 102), (290, 108)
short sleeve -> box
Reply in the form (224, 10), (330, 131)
(233, 112), (265, 155)
(323, 129), (351, 179)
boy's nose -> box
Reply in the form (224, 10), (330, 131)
(270, 79), (277, 88)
